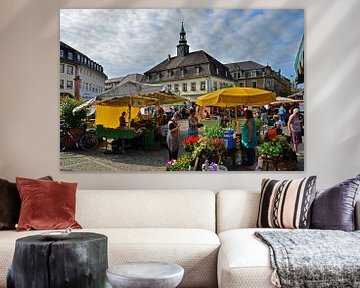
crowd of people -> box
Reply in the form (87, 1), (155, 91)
(165, 103), (304, 167)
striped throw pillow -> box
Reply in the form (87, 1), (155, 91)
(257, 176), (317, 229)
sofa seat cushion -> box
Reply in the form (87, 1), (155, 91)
(0, 228), (219, 288)
(218, 228), (281, 288)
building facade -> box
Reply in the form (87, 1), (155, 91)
(60, 42), (107, 100)
(143, 22), (234, 99)
(105, 73), (144, 91)
(226, 61), (292, 96)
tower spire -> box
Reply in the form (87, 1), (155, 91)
(177, 21), (189, 57)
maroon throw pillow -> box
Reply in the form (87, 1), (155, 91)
(0, 176), (53, 230)
(0, 179), (20, 230)
(16, 177), (82, 231)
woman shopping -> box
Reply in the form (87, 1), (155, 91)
(241, 110), (257, 166)
(166, 112), (182, 161)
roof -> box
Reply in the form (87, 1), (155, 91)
(225, 61), (265, 72)
(106, 74), (144, 85)
(144, 50), (233, 82)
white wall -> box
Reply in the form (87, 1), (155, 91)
(0, 0), (359, 190)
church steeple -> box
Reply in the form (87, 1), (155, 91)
(177, 21), (190, 57)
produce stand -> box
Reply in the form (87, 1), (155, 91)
(96, 125), (142, 153)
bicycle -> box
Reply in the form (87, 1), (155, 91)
(60, 123), (98, 152)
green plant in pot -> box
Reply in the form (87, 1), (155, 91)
(258, 135), (290, 159)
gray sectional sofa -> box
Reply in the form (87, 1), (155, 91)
(0, 189), (359, 288)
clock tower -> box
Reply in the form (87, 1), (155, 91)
(177, 21), (190, 57)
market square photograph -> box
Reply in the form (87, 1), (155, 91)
(59, 8), (304, 172)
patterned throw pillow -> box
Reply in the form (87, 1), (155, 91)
(257, 176), (317, 229)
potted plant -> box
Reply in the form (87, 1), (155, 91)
(165, 154), (194, 171)
(60, 97), (87, 149)
(258, 135), (290, 159)
(60, 96), (87, 128)
(182, 135), (201, 152)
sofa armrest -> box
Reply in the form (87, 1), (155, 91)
(356, 200), (360, 230)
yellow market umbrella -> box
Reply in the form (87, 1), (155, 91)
(196, 87), (276, 107)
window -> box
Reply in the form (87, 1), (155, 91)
(239, 82), (244, 87)
(60, 50), (64, 58)
(252, 81), (257, 88)
(174, 83), (179, 92)
(67, 65), (74, 75)
(238, 72), (241, 78)
(60, 64), (64, 73)
(60, 79), (64, 89)
(167, 84), (172, 90)
(66, 80), (73, 89)
(216, 67), (219, 75)
(182, 83), (187, 92)
(191, 82), (196, 91)
(251, 71), (256, 78)
(200, 81), (206, 91)
(213, 81), (217, 90)
(167, 70), (173, 78)
(86, 83), (88, 91)
(77, 54), (80, 61)
(68, 52), (73, 60)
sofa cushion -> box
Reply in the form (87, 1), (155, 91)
(311, 174), (360, 231)
(0, 228), (220, 288)
(217, 228), (277, 288)
(0, 176), (53, 230)
(257, 176), (317, 229)
(216, 190), (260, 233)
(76, 190), (216, 231)
(16, 177), (82, 231)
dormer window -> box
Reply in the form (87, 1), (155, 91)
(196, 65), (201, 75)
(167, 70), (173, 78)
(181, 68), (187, 76)
(216, 67), (219, 75)
(157, 72), (162, 80)
(68, 52), (73, 60)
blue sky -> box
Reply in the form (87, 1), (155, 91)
(60, 9), (304, 80)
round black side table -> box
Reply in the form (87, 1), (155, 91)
(7, 232), (108, 288)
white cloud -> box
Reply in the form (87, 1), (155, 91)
(60, 9), (303, 79)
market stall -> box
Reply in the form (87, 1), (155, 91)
(95, 81), (186, 152)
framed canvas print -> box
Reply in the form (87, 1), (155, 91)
(60, 9), (304, 172)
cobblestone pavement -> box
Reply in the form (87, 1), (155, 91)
(60, 120), (189, 172)
(60, 119), (304, 172)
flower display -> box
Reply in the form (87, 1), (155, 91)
(201, 160), (219, 171)
(165, 154), (193, 171)
(182, 135), (201, 152)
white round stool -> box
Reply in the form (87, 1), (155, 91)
(106, 262), (184, 288)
